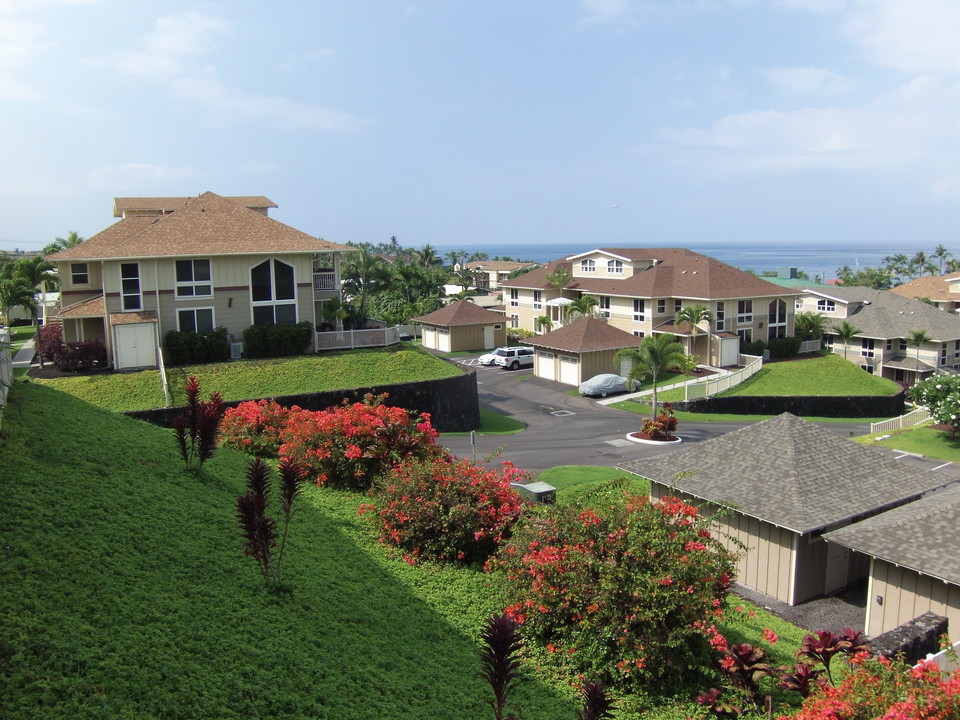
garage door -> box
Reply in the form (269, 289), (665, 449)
(538, 351), (555, 380)
(559, 354), (579, 385)
(422, 327), (436, 350)
(437, 328), (451, 352)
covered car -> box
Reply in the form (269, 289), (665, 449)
(578, 373), (631, 397)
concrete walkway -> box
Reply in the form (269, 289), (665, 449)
(595, 365), (732, 405)
(11, 336), (36, 369)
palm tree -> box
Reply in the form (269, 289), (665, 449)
(883, 254), (910, 284)
(342, 247), (389, 327)
(830, 320), (862, 360)
(933, 245), (952, 275)
(674, 303), (712, 363)
(794, 311), (827, 341)
(0, 274), (37, 325)
(614, 333), (686, 419)
(42, 230), (84, 256)
(4, 256), (58, 325)
(909, 251), (929, 279)
(414, 244), (442, 268)
(907, 329), (932, 377)
(534, 315), (553, 333)
(545, 266), (570, 296)
(566, 294), (599, 320)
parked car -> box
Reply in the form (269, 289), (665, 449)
(478, 349), (502, 366)
(492, 346), (534, 370)
(579, 373), (631, 397)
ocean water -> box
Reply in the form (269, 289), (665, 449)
(432, 241), (934, 281)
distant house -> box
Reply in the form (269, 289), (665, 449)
(499, 248), (800, 367)
(463, 260), (538, 291)
(890, 273), (960, 314)
(796, 285), (960, 383)
(412, 300), (507, 352)
(524, 316), (639, 386)
(825, 483), (960, 637)
(618, 413), (958, 607)
(46, 192), (352, 369)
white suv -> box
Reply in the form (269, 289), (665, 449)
(492, 346), (534, 370)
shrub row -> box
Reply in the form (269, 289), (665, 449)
(165, 327), (229, 365)
(35, 324), (107, 371)
(243, 321), (313, 359)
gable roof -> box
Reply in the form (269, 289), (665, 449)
(890, 273), (960, 304)
(825, 482), (960, 586)
(500, 248), (798, 301)
(113, 195), (277, 217)
(617, 413), (957, 534)
(803, 285), (960, 341)
(412, 299), (505, 326)
(48, 192), (350, 262)
(525, 316), (639, 353)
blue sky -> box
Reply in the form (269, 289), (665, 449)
(3, 0), (960, 255)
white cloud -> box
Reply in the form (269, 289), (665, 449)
(82, 162), (200, 190)
(579, 0), (631, 24)
(109, 10), (366, 133)
(765, 66), (856, 95)
(0, 5), (51, 100)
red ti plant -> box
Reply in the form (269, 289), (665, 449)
(173, 375), (225, 471)
(577, 681), (615, 720)
(696, 687), (743, 718)
(720, 643), (775, 704)
(777, 662), (827, 698)
(796, 631), (850, 685)
(479, 613), (523, 720)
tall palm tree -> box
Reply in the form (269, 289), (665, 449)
(933, 245), (952, 275)
(674, 303), (712, 363)
(4, 256), (58, 324)
(414, 244), (442, 268)
(794, 311), (827, 341)
(830, 320), (862, 360)
(909, 251), (929, 279)
(534, 315), (553, 333)
(566, 294), (599, 320)
(614, 333), (686, 419)
(342, 247), (389, 326)
(907, 329), (932, 377)
(42, 230), (84, 256)
(0, 274), (37, 325)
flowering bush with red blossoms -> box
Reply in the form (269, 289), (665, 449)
(487, 493), (737, 691)
(362, 456), (526, 564)
(782, 652), (960, 720)
(278, 394), (442, 491)
(221, 398), (297, 457)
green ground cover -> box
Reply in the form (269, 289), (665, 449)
(0, 385), (811, 719)
(854, 424), (960, 462)
(444, 406), (526, 436)
(31, 346), (459, 412)
(717, 353), (899, 397)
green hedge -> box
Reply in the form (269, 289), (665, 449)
(164, 327), (229, 366)
(242, 321), (313, 358)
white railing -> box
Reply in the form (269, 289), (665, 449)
(799, 339), (822, 353)
(313, 272), (338, 291)
(157, 346), (171, 408)
(916, 639), (960, 673)
(0, 328), (12, 424)
(870, 407), (931, 434)
(684, 354), (763, 401)
(315, 326), (402, 351)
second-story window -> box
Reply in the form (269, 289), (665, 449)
(120, 262), (141, 311)
(509, 288), (519, 307)
(861, 338), (875, 358)
(737, 300), (753, 324)
(817, 298), (836, 312)
(251, 258), (296, 325)
(633, 298), (645, 322)
(533, 290), (542, 310)
(675, 299), (682, 313)
(176, 259), (212, 298)
(580, 259), (596, 273)
(607, 259), (623, 274)
(715, 302), (725, 331)
(71, 263), (89, 285)
(657, 299), (666, 314)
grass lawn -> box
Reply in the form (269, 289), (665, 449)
(443, 406), (526, 436)
(31, 346), (460, 412)
(854, 423), (960, 462)
(718, 353), (899, 397)
(0, 383), (812, 720)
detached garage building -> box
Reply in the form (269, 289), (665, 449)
(413, 300), (506, 353)
(526, 316), (639, 386)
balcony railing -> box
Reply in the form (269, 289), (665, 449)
(313, 272), (338, 292)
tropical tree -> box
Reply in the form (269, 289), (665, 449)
(566, 294), (599, 320)
(906, 328), (932, 375)
(614, 333), (686, 419)
(794, 311), (827, 341)
(414, 244), (442, 268)
(674, 303), (712, 363)
(830, 320), (862, 360)
(545, 266), (570, 297)
(42, 230), (84, 256)
(0, 274), (37, 325)
(534, 315), (553, 333)
(342, 247), (390, 326)
(933, 244), (952, 275)
(453, 264), (477, 292)
(908, 250), (930, 279)
(882, 253), (910, 284)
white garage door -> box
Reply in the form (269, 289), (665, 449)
(115, 323), (157, 369)
(538, 351), (555, 380)
(437, 328), (451, 352)
(422, 327), (437, 350)
(559, 354), (579, 385)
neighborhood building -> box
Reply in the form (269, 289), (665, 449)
(498, 248), (800, 367)
(412, 299), (507, 352)
(824, 482), (960, 638)
(524, 316), (640, 386)
(46, 192), (352, 369)
(796, 285), (960, 383)
(890, 273), (960, 314)
(461, 260), (538, 291)
(618, 413), (958, 608)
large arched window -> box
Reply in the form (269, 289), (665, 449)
(767, 298), (787, 340)
(251, 258), (297, 325)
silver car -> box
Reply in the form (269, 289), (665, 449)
(579, 373), (631, 397)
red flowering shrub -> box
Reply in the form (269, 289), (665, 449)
(782, 653), (960, 720)
(641, 404), (679, 440)
(221, 399), (296, 457)
(362, 456), (526, 564)
(278, 393), (442, 490)
(487, 494), (737, 691)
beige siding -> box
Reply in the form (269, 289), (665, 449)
(793, 535), (830, 604)
(866, 559), (960, 637)
(579, 350), (623, 382)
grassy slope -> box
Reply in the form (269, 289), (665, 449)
(32, 346), (460, 412)
(719, 353), (900, 397)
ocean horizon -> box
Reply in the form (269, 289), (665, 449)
(432, 241), (940, 281)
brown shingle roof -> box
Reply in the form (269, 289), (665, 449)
(412, 300), (506, 326)
(47, 192), (350, 262)
(113, 195), (277, 217)
(525, 316), (639, 353)
(56, 295), (105, 318)
(618, 413), (957, 534)
(890, 273), (960, 304)
(466, 260), (537, 271)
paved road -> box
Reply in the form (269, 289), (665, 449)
(438, 355), (960, 481)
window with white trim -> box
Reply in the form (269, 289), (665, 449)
(657, 299), (666, 314)
(599, 296), (610, 310)
(509, 314), (519, 328)
(607, 259), (623, 274)
(816, 298), (836, 312)
(861, 338), (875, 358)
(509, 288), (519, 307)
(795, 299), (803, 310)
(737, 328), (752, 343)
(71, 263), (89, 285)
(633, 298), (645, 322)
(715, 302), (725, 331)
(176, 259), (212, 298)
(899, 338), (908, 351)
(580, 259), (596, 273)
(251, 258), (297, 325)
(178, 307), (214, 334)
(737, 300), (752, 324)
(941, 343), (948, 365)
(675, 299), (682, 313)
(120, 262), (141, 311)
(633, 330), (645, 337)
(533, 290), (542, 310)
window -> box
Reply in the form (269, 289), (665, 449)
(737, 300), (752, 324)
(633, 330), (645, 338)
(899, 338), (908, 351)
(861, 338), (875, 358)
(795, 299), (804, 310)
(657, 299), (666, 314)
(767, 298), (787, 341)
(178, 308), (214, 333)
(885, 339), (893, 351)
(816, 298), (836, 312)
(71, 263), (89, 285)
(599, 296), (611, 310)
(509, 314), (519, 328)
(176, 259), (212, 298)
(633, 298), (645, 322)
(120, 262), (141, 311)
(607, 259), (623, 274)
(941, 343), (948, 365)
(861, 364), (875, 374)
(675, 299), (682, 313)
(580, 259), (596, 273)
(251, 258), (296, 325)
(509, 288), (519, 307)
(533, 290), (542, 310)
(737, 328), (752, 343)
(715, 302), (725, 331)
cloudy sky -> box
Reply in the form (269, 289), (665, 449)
(3, 0), (960, 254)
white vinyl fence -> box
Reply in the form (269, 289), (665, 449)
(684, 354), (763, 401)
(0, 328), (12, 425)
(315, 326), (403, 351)
(870, 407), (931, 435)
